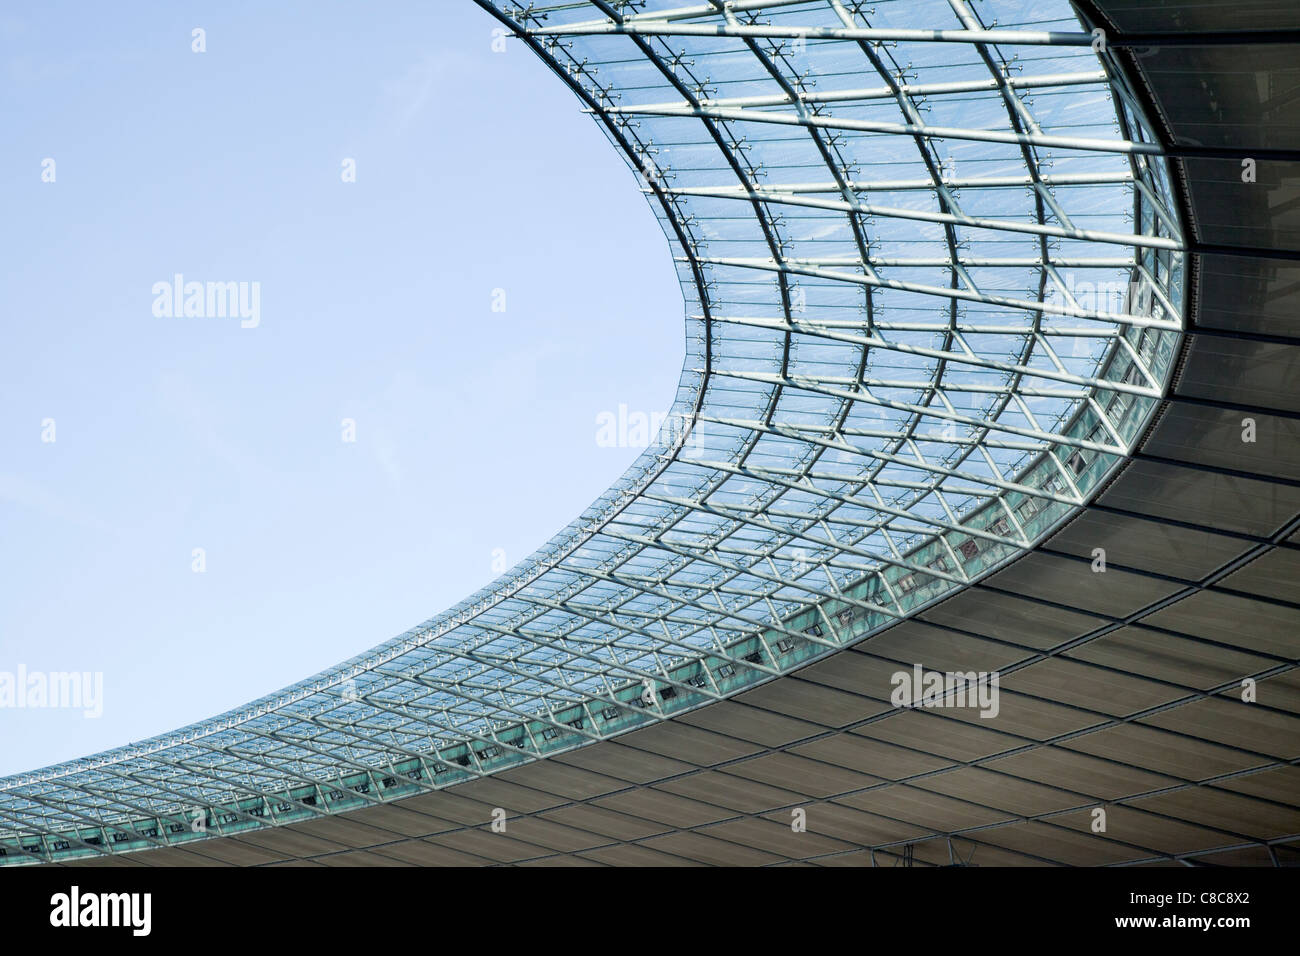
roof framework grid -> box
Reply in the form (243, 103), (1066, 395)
(0, 0), (1185, 865)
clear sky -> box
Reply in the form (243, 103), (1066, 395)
(0, 2), (684, 776)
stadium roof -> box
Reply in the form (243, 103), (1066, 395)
(4, 0), (1297, 867)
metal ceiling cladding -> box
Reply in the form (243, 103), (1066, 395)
(0, 0), (1185, 864)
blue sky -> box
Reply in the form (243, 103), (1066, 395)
(0, 2), (684, 775)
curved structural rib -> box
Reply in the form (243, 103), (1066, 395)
(0, 0), (1183, 864)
